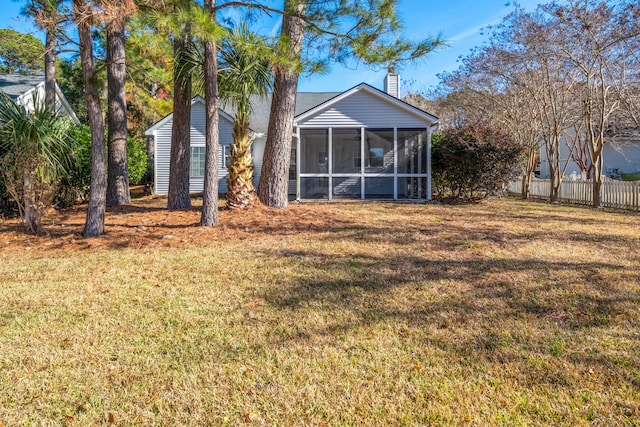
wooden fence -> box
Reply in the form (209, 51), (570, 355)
(507, 178), (640, 211)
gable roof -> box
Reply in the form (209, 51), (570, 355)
(294, 83), (439, 126)
(0, 73), (80, 124)
(0, 74), (46, 99)
(220, 92), (340, 135)
(144, 95), (238, 136)
(145, 84), (439, 137)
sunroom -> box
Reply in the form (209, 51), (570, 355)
(292, 83), (438, 201)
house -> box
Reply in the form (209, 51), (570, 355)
(539, 129), (640, 179)
(145, 73), (439, 200)
(0, 73), (80, 124)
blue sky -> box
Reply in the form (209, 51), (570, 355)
(1, 0), (541, 94)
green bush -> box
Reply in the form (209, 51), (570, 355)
(127, 136), (149, 185)
(432, 121), (525, 200)
(56, 124), (92, 207)
(55, 125), (149, 207)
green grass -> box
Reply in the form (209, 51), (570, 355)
(1, 199), (639, 425)
(620, 172), (640, 181)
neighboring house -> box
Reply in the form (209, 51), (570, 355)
(0, 73), (80, 124)
(539, 129), (640, 179)
(145, 73), (439, 200)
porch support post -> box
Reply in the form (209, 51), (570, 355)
(361, 127), (365, 200)
(393, 127), (398, 200)
(328, 128), (333, 200)
(427, 125), (433, 201)
(418, 132), (423, 199)
(296, 128), (301, 201)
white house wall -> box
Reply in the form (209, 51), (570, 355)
(297, 90), (429, 129)
(154, 102), (235, 195)
(540, 139), (640, 178)
(251, 136), (265, 190)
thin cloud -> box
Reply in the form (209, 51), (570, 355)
(448, 6), (512, 43)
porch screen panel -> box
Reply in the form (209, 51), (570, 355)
(332, 128), (361, 173)
(365, 177), (394, 199)
(301, 177), (329, 199)
(333, 177), (362, 199)
(300, 129), (329, 174)
(364, 129), (394, 174)
(398, 129), (427, 174)
(397, 177), (427, 199)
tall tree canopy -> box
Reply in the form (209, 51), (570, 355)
(258, 0), (444, 208)
(429, 0), (640, 206)
(0, 28), (44, 74)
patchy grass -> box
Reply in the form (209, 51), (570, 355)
(0, 198), (639, 426)
(621, 172), (640, 181)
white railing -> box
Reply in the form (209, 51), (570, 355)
(507, 177), (640, 211)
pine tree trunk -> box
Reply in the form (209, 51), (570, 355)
(44, 27), (56, 111)
(201, 0), (219, 226)
(258, 1), (305, 208)
(106, 18), (131, 206)
(74, 0), (106, 237)
(226, 116), (256, 209)
(167, 32), (192, 210)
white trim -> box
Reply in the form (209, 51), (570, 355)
(296, 129), (301, 201)
(153, 129), (158, 194)
(144, 95), (238, 136)
(328, 128), (333, 200)
(55, 84), (80, 124)
(294, 83), (439, 126)
(427, 126), (433, 200)
(14, 81), (80, 124)
(360, 127), (365, 199)
(393, 127), (398, 200)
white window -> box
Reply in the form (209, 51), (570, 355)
(191, 146), (233, 177)
(190, 147), (205, 177)
(223, 145), (231, 168)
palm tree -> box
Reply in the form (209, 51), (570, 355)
(0, 93), (71, 234)
(219, 24), (272, 209)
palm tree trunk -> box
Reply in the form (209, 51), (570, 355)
(200, 0), (219, 226)
(258, 0), (306, 208)
(167, 31), (192, 210)
(74, 0), (106, 237)
(106, 17), (131, 206)
(226, 115), (256, 209)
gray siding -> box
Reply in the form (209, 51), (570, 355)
(154, 102), (235, 195)
(539, 130), (640, 178)
(297, 90), (429, 128)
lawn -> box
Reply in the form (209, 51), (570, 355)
(0, 198), (639, 426)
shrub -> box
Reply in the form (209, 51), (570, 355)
(56, 124), (92, 207)
(55, 125), (149, 207)
(432, 121), (524, 200)
(127, 136), (149, 185)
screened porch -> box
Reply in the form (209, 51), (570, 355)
(294, 127), (431, 200)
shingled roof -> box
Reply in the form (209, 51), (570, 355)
(0, 73), (80, 123)
(220, 92), (341, 135)
(0, 74), (46, 100)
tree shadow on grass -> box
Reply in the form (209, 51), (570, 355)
(257, 248), (640, 391)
